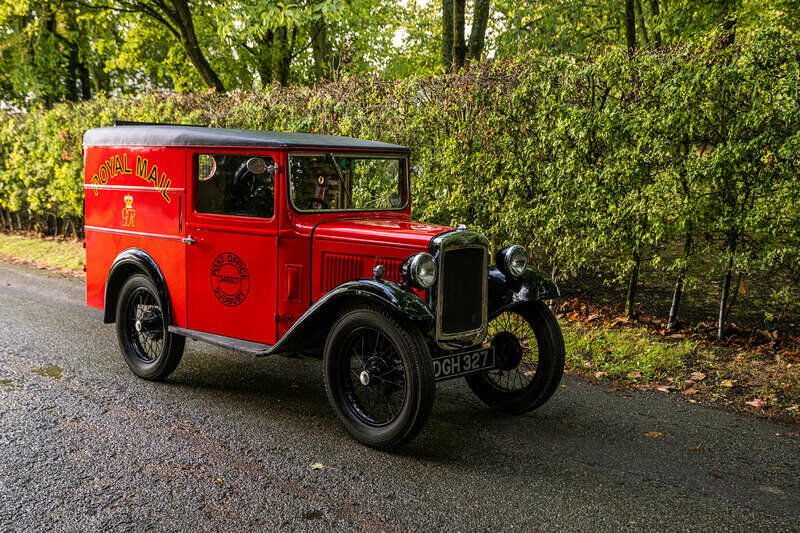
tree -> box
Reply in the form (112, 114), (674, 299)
(86, 0), (225, 91)
(0, 1), (100, 107)
(441, 0), (491, 72)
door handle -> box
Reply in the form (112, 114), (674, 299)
(181, 236), (196, 244)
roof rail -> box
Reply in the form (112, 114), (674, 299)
(113, 120), (206, 127)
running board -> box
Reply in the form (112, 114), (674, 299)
(168, 326), (274, 356)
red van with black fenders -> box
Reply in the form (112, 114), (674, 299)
(83, 122), (565, 449)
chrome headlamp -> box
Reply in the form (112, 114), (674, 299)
(496, 245), (528, 278)
(401, 252), (437, 289)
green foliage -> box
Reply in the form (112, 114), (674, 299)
(0, 27), (798, 328)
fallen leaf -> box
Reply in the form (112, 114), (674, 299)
(760, 486), (783, 495)
(214, 478), (223, 485)
(656, 385), (675, 392)
(709, 471), (722, 478)
(683, 387), (699, 396)
(627, 370), (642, 379)
(690, 371), (706, 381)
(309, 463), (325, 470)
(746, 398), (767, 408)
(720, 379), (734, 388)
(689, 446), (710, 454)
(594, 371), (608, 379)
(643, 431), (663, 438)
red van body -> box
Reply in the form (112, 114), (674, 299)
(83, 123), (564, 449)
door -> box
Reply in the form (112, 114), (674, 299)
(185, 149), (279, 344)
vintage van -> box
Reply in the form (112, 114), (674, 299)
(83, 123), (564, 448)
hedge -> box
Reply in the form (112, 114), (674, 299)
(1, 27), (799, 333)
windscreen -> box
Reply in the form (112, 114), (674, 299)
(289, 153), (407, 212)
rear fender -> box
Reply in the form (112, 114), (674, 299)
(103, 248), (172, 324)
(487, 266), (560, 320)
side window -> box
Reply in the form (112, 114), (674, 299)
(196, 154), (275, 218)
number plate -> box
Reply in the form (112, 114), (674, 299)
(432, 347), (495, 382)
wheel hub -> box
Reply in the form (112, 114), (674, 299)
(492, 331), (524, 371)
(135, 319), (143, 332)
(359, 370), (371, 386)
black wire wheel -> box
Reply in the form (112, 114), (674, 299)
(323, 306), (435, 449)
(116, 274), (185, 381)
(466, 301), (565, 414)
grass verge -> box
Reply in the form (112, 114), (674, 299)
(0, 232), (84, 275)
(562, 319), (800, 423)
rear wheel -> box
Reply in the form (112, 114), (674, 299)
(323, 307), (435, 449)
(115, 274), (185, 380)
(466, 301), (564, 414)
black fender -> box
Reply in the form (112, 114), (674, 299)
(270, 278), (433, 355)
(103, 248), (172, 324)
(487, 266), (560, 320)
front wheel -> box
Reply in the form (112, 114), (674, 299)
(116, 274), (185, 381)
(466, 301), (565, 414)
(323, 307), (435, 449)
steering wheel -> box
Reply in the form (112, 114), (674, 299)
(232, 164), (273, 216)
(297, 197), (330, 210)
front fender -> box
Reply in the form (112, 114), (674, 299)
(270, 278), (433, 355)
(488, 266), (560, 320)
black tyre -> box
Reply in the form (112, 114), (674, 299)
(115, 274), (185, 381)
(323, 307), (435, 449)
(466, 301), (565, 414)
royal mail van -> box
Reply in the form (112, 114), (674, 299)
(83, 122), (564, 448)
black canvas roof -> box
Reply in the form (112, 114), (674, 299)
(83, 125), (409, 151)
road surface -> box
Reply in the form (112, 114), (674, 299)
(0, 262), (798, 531)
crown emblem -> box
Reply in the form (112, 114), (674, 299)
(123, 194), (133, 209)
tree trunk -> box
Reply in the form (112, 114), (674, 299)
(624, 0), (637, 54)
(66, 40), (80, 102)
(170, 0), (225, 91)
(650, 0), (662, 46)
(667, 230), (693, 330)
(311, 18), (330, 81)
(441, 0), (453, 72)
(452, 0), (467, 71)
(634, 0), (650, 47)
(625, 251), (641, 319)
(273, 26), (295, 86)
(717, 231), (738, 339)
(255, 30), (274, 86)
(466, 0), (491, 62)
(77, 57), (92, 100)
(725, 272), (743, 321)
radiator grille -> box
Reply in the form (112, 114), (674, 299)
(375, 257), (402, 283)
(322, 253), (363, 292)
(439, 247), (485, 335)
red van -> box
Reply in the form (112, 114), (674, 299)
(83, 123), (565, 448)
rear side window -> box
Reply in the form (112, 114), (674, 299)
(196, 154), (275, 218)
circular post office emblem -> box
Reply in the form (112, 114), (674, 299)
(210, 252), (249, 307)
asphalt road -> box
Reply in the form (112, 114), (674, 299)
(0, 262), (798, 532)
